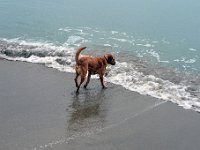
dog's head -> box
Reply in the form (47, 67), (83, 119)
(104, 54), (116, 65)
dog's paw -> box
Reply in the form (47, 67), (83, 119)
(76, 90), (79, 94)
(102, 86), (107, 89)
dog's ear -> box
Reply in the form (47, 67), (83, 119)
(104, 54), (116, 65)
(104, 54), (111, 62)
(106, 54), (112, 62)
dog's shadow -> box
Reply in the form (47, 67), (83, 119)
(66, 88), (109, 136)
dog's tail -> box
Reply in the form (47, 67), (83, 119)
(75, 47), (86, 63)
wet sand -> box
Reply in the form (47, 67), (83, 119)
(1, 59), (200, 150)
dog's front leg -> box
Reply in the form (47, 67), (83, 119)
(99, 74), (106, 89)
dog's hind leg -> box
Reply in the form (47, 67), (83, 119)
(74, 73), (79, 87)
(84, 72), (91, 88)
(76, 64), (87, 93)
(76, 76), (85, 93)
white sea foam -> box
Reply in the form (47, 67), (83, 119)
(185, 58), (196, 64)
(111, 31), (118, 34)
(189, 48), (197, 51)
(104, 44), (112, 47)
(110, 37), (128, 42)
(146, 49), (169, 63)
(174, 57), (196, 64)
(58, 28), (72, 32)
(137, 43), (154, 48)
(105, 62), (199, 111)
(65, 36), (84, 46)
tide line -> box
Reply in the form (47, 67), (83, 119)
(32, 100), (167, 150)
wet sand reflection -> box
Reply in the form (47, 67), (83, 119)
(66, 89), (108, 138)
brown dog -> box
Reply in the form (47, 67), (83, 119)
(74, 47), (116, 92)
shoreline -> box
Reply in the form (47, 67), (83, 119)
(0, 59), (200, 150)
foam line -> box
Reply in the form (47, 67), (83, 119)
(32, 101), (166, 150)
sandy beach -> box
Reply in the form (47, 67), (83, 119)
(1, 59), (200, 150)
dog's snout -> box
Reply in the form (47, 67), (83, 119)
(111, 59), (116, 65)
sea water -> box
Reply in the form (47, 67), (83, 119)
(0, 0), (200, 112)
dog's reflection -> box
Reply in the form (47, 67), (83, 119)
(66, 89), (108, 137)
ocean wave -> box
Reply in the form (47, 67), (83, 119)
(174, 57), (196, 64)
(189, 48), (197, 52)
(136, 43), (154, 48)
(146, 49), (169, 63)
(1, 37), (200, 112)
(105, 62), (199, 111)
